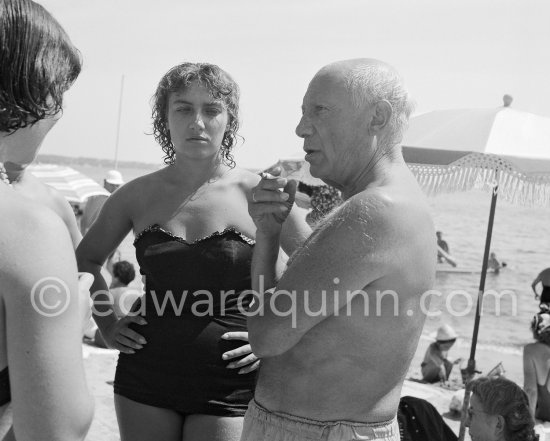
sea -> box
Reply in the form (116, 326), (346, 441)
(70, 162), (550, 357)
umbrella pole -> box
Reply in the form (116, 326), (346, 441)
(458, 181), (499, 441)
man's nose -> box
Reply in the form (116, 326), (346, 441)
(295, 115), (313, 138)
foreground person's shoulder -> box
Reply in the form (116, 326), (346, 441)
(0, 198), (70, 268)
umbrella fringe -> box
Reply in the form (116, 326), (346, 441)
(407, 161), (550, 208)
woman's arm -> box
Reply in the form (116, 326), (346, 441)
(76, 184), (146, 353)
(523, 346), (538, 417)
(2, 206), (93, 441)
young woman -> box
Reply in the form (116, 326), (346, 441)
(0, 1), (93, 439)
(76, 62), (310, 441)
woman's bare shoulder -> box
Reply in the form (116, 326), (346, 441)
(228, 167), (261, 191)
(107, 168), (167, 202)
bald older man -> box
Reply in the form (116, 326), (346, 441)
(243, 59), (436, 441)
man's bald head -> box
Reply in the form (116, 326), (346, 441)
(315, 59), (414, 150)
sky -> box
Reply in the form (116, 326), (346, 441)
(38, 0), (550, 169)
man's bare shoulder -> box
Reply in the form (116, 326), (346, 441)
(324, 185), (431, 238)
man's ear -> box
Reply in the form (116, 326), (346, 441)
(367, 100), (392, 135)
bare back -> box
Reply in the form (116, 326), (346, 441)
(255, 166), (436, 422)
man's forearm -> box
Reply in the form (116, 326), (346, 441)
(252, 230), (283, 293)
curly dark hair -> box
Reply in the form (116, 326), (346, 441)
(470, 377), (538, 441)
(112, 261), (136, 286)
(0, 0), (81, 133)
(151, 62), (240, 167)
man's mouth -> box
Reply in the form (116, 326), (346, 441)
(187, 136), (208, 142)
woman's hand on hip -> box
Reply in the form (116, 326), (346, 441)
(101, 315), (148, 354)
(221, 331), (260, 374)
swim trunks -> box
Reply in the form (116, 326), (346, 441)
(114, 225), (256, 416)
(241, 399), (400, 441)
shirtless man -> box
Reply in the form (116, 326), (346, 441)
(532, 267), (550, 304)
(245, 59), (436, 440)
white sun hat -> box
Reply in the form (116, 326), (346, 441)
(105, 170), (124, 185)
(435, 324), (458, 341)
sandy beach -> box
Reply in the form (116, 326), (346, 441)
(81, 333), (527, 441)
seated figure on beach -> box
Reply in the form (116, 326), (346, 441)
(421, 324), (462, 384)
(0, 0), (94, 439)
(532, 267), (550, 304)
(523, 309), (550, 421)
(466, 376), (537, 441)
(243, 59), (436, 441)
(76, 62), (310, 441)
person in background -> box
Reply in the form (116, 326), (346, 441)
(80, 169), (124, 234)
(421, 324), (462, 383)
(436, 231), (457, 267)
(109, 260), (139, 317)
(0, 0), (94, 439)
(532, 268), (550, 304)
(436, 231), (450, 261)
(487, 251), (506, 274)
(76, 62), (310, 441)
(523, 309), (550, 421)
(466, 376), (537, 441)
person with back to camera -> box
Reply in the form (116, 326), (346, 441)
(243, 58), (435, 441)
(421, 324), (463, 384)
(466, 376), (538, 441)
(524, 309), (550, 421)
(0, 1), (94, 439)
(76, 62), (310, 441)
(532, 268), (550, 304)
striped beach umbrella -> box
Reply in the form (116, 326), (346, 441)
(402, 96), (550, 440)
(28, 164), (109, 204)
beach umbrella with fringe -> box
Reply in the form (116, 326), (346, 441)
(402, 96), (550, 440)
(28, 164), (109, 204)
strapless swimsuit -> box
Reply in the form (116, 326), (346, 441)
(114, 225), (256, 416)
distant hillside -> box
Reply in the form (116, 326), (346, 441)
(37, 154), (160, 170)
